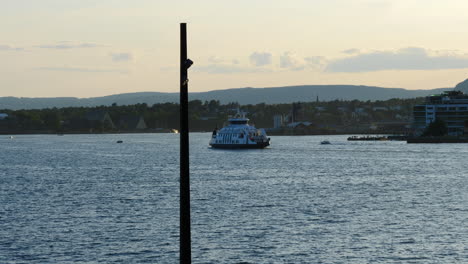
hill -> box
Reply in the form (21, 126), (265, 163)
(0, 85), (451, 110)
(454, 79), (468, 93)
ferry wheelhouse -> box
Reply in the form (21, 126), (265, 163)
(209, 113), (270, 149)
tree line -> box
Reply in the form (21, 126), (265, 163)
(0, 98), (423, 134)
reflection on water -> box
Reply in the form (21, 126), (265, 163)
(1, 134), (467, 263)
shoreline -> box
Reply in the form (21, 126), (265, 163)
(1, 131), (403, 136)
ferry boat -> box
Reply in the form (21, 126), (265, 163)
(209, 112), (270, 149)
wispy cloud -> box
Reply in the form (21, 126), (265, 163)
(36, 67), (128, 74)
(0, 44), (25, 51)
(36, 42), (103, 49)
(208, 56), (224, 64)
(279, 52), (326, 71)
(194, 64), (272, 74)
(111, 52), (132, 62)
(193, 51), (327, 74)
(304, 56), (327, 69)
(280, 52), (305, 71)
(249, 52), (272, 67)
(342, 48), (360, 55)
(164, 47), (468, 75)
(327, 47), (468, 72)
(194, 52), (275, 74)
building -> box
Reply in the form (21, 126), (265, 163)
(285, 121), (316, 135)
(315, 106), (326, 112)
(273, 115), (284, 128)
(337, 107), (349, 112)
(413, 91), (468, 136)
(372, 106), (388, 111)
(286, 121), (313, 129)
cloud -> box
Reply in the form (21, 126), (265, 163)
(279, 52), (326, 71)
(36, 67), (128, 74)
(0, 44), (24, 51)
(186, 52), (328, 74)
(208, 56), (224, 64)
(342, 48), (360, 54)
(111, 52), (132, 62)
(326, 47), (468, 72)
(280, 52), (305, 71)
(36, 42), (102, 49)
(304, 56), (327, 69)
(249, 52), (272, 67)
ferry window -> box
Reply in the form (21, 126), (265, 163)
(449, 107), (456, 111)
(230, 120), (247, 125)
(460, 107), (467, 110)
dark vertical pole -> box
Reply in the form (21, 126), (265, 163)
(180, 23), (191, 264)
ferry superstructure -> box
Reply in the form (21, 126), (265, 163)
(209, 112), (270, 149)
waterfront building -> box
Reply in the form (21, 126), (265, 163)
(273, 114), (284, 128)
(372, 106), (389, 111)
(413, 91), (468, 136)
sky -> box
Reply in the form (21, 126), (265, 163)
(2, 0), (468, 98)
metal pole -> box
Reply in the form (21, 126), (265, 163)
(180, 23), (191, 264)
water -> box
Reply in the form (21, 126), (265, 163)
(1, 134), (467, 263)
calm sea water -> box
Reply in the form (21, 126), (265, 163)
(1, 133), (467, 263)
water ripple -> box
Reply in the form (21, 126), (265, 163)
(0, 134), (467, 263)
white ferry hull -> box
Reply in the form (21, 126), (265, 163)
(210, 141), (270, 149)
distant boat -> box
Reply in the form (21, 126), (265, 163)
(116, 140), (123, 143)
(171, 129), (179, 134)
(9, 136), (14, 139)
(320, 140), (331, 145)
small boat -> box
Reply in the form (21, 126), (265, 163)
(9, 136), (14, 139)
(320, 140), (331, 145)
(116, 140), (123, 143)
(209, 111), (270, 149)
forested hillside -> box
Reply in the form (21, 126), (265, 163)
(0, 97), (423, 134)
